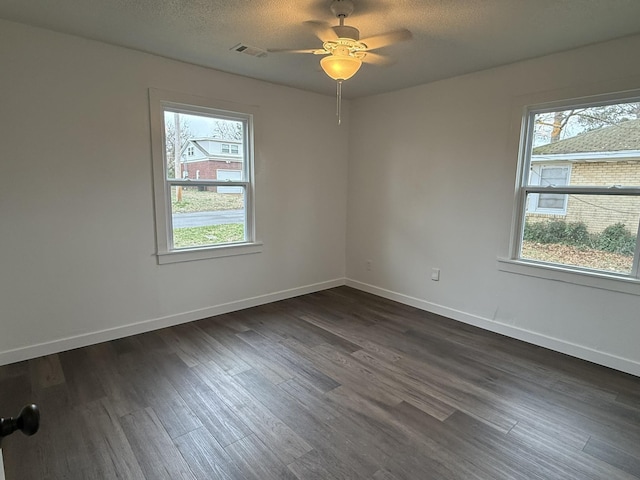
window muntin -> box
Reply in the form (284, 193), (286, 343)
(149, 89), (258, 262)
(514, 95), (640, 279)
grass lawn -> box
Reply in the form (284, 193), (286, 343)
(174, 224), (244, 249)
(171, 188), (243, 213)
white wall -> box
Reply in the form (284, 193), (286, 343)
(2, 19), (639, 378)
(0, 20), (348, 363)
(347, 34), (640, 376)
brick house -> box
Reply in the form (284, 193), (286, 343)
(528, 119), (640, 233)
(179, 138), (243, 192)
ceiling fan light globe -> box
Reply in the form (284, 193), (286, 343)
(320, 55), (362, 81)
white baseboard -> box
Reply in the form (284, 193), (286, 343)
(346, 279), (640, 378)
(5, 277), (639, 378)
(0, 278), (346, 366)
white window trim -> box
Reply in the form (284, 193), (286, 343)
(149, 88), (262, 264)
(504, 87), (640, 292)
(497, 257), (640, 296)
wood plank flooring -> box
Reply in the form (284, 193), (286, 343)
(1, 286), (639, 479)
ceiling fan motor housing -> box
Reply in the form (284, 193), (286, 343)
(330, 0), (355, 19)
(334, 25), (360, 41)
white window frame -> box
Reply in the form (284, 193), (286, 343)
(149, 89), (262, 264)
(501, 90), (640, 290)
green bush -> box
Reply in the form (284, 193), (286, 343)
(524, 219), (637, 255)
(523, 220), (590, 246)
(563, 221), (591, 246)
(546, 221), (567, 243)
(523, 220), (548, 243)
(598, 223), (636, 255)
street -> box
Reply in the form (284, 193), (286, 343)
(172, 209), (244, 228)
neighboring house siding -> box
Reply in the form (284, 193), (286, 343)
(571, 161), (640, 187)
(566, 161), (640, 232)
(528, 160), (640, 233)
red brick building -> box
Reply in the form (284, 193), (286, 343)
(179, 138), (243, 186)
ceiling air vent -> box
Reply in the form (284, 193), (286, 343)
(231, 44), (267, 58)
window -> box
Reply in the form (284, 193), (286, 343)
(511, 93), (640, 279)
(527, 164), (571, 214)
(221, 144), (239, 155)
(149, 89), (261, 264)
(187, 145), (195, 157)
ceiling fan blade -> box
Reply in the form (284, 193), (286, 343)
(303, 20), (338, 43)
(360, 29), (412, 51)
(362, 52), (395, 66)
(267, 48), (328, 55)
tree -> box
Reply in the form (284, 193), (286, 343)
(210, 120), (243, 141)
(534, 102), (640, 145)
(571, 103), (640, 132)
(164, 116), (192, 178)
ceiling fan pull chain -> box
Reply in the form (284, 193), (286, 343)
(337, 80), (343, 125)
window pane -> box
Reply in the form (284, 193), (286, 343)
(164, 111), (244, 181)
(522, 193), (639, 274)
(171, 185), (245, 249)
(538, 193), (566, 210)
(531, 102), (640, 187)
(540, 167), (568, 186)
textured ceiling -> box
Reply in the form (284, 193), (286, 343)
(2, 0), (640, 98)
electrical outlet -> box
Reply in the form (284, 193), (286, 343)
(431, 268), (440, 281)
(366, 260), (372, 271)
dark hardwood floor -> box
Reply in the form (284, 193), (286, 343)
(1, 286), (640, 479)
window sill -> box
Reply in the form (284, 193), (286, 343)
(157, 241), (263, 264)
(497, 257), (640, 296)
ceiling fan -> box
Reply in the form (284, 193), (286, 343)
(269, 0), (412, 123)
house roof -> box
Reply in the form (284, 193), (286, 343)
(533, 119), (640, 155)
(180, 138), (241, 157)
(180, 138), (243, 164)
(191, 137), (241, 144)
